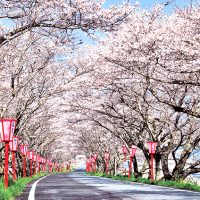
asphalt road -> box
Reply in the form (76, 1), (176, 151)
(17, 170), (200, 200)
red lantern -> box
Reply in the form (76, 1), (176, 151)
(20, 144), (28, 177)
(24, 144), (28, 155)
(104, 151), (110, 176)
(28, 151), (34, 178)
(147, 141), (158, 181)
(33, 154), (37, 162)
(9, 136), (19, 182)
(20, 144), (28, 156)
(9, 136), (19, 152)
(49, 161), (53, 173)
(20, 145), (24, 155)
(43, 158), (47, 172)
(92, 154), (98, 173)
(0, 119), (16, 142)
(147, 142), (157, 154)
(28, 151), (34, 160)
(37, 155), (41, 173)
(0, 118), (16, 188)
(33, 154), (37, 175)
(104, 152), (110, 160)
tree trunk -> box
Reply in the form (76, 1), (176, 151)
(133, 156), (141, 178)
(155, 153), (161, 180)
(161, 153), (172, 180)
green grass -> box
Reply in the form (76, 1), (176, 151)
(86, 172), (200, 192)
(0, 173), (49, 200)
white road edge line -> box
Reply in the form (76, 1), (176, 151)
(28, 174), (51, 200)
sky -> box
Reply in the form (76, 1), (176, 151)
(78, 0), (194, 45)
(104, 0), (193, 12)
(0, 0), (195, 27)
(0, 0), (196, 45)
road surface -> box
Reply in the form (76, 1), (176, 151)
(17, 170), (200, 200)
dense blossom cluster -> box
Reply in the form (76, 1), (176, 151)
(67, 4), (200, 180)
(0, 0), (131, 177)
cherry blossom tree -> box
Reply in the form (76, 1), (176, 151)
(0, 0), (135, 177)
(65, 3), (200, 181)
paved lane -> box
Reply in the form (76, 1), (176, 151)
(71, 172), (200, 200)
(35, 173), (122, 200)
(17, 171), (200, 200)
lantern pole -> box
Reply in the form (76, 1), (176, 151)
(88, 159), (91, 172)
(33, 155), (36, 175)
(34, 161), (36, 175)
(30, 159), (32, 177)
(93, 154), (97, 173)
(150, 153), (154, 181)
(95, 160), (97, 173)
(92, 159), (94, 173)
(37, 156), (41, 174)
(124, 153), (126, 176)
(12, 151), (16, 181)
(88, 162), (90, 173)
(44, 160), (46, 172)
(87, 160), (90, 172)
(23, 155), (26, 177)
(29, 152), (34, 178)
(38, 161), (40, 174)
(42, 160), (44, 172)
(50, 163), (53, 173)
(104, 152), (109, 176)
(147, 141), (157, 181)
(4, 142), (9, 188)
(128, 156), (132, 179)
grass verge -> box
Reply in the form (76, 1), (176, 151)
(0, 172), (49, 200)
(86, 172), (200, 192)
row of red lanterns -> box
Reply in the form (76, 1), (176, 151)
(86, 151), (110, 175)
(0, 118), (69, 188)
(86, 154), (98, 173)
(87, 142), (157, 180)
(122, 142), (157, 180)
